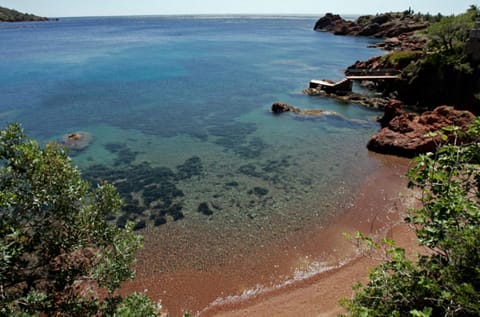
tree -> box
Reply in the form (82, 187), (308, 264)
(341, 118), (480, 316)
(425, 8), (478, 52)
(0, 123), (158, 316)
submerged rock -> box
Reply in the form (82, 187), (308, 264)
(104, 143), (139, 166)
(249, 187), (269, 197)
(61, 131), (93, 151)
(303, 88), (390, 109)
(176, 156), (203, 180)
(83, 156), (197, 229)
(271, 101), (339, 117)
(197, 202), (213, 216)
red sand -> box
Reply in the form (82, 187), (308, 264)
(123, 154), (419, 316)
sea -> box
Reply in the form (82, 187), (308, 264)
(0, 15), (393, 314)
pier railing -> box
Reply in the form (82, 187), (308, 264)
(344, 68), (401, 77)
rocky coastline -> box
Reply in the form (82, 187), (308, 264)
(0, 6), (49, 22)
(313, 12), (428, 51)
(300, 12), (479, 158)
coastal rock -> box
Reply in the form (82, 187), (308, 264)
(271, 101), (337, 117)
(314, 12), (428, 51)
(271, 101), (301, 113)
(358, 23), (381, 37)
(61, 132), (93, 151)
(370, 14), (391, 25)
(313, 13), (346, 33)
(303, 88), (390, 109)
(368, 106), (475, 157)
(378, 99), (404, 127)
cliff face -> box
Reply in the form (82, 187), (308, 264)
(399, 60), (480, 113)
(0, 6), (48, 22)
(347, 56), (480, 114)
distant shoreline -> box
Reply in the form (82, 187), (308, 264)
(8, 13), (359, 20)
(0, 6), (49, 22)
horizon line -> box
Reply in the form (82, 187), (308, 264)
(43, 12), (366, 19)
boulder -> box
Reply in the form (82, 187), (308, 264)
(378, 99), (404, 127)
(271, 101), (300, 113)
(314, 13), (346, 32)
(371, 14), (392, 25)
(358, 23), (381, 36)
(367, 106), (475, 157)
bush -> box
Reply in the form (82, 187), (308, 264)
(381, 50), (423, 69)
(424, 6), (479, 52)
(342, 119), (480, 316)
(0, 123), (159, 316)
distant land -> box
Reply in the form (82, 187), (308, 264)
(0, 6), (49, 22)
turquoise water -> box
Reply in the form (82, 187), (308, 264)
(0, 16), (385, 272)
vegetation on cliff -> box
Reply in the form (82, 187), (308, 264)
(340, 9), (480, 315)
(0, 6), (48, 22)
(342, 119), (480, 316)
(314, 10), (431, 39)
(331, 6), (480, 113)
(379, 6), (480, 112)
(0, 123), (159, 316)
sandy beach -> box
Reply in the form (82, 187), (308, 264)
(124, 153), (419, 316)
(207, 223), (418, 317)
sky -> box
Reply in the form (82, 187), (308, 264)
(1, 0), (478, 17)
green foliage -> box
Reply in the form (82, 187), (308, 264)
(424, 7), (478, 52)
(400, 6), (478, 97)
(113, 292), (159, 317)
(381, 51), (423, 69)
(356, 10), (440, 26)
(342, 118), (480, 316)
(0, 123), (158, 316)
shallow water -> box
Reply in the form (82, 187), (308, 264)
(1, 15), (390, 312)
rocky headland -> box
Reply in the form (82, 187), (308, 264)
(0, 6), (49, 22)
(314, 12), (428, 51)
(306, 11), (480, 158)
(313, 11), (480, 112)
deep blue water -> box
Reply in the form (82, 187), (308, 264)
(0, 16), (386, 274)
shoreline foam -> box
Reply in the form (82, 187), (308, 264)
(198, 154), (416, 317)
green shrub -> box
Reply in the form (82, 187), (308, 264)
(341, 119), (480, 316)
(0, 123), (159, 316)
(381, 50), (423, 69)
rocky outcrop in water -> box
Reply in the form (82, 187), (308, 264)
(271, 101), (300, 113)
(367, 104), (476, 157)
(303, 88), (391, 109)
(314, 12), (428, 51)
(271, 101), (339, 116)
(313, 13), (357, 36)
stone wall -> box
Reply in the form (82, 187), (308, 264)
(465, 21), (480, 62)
